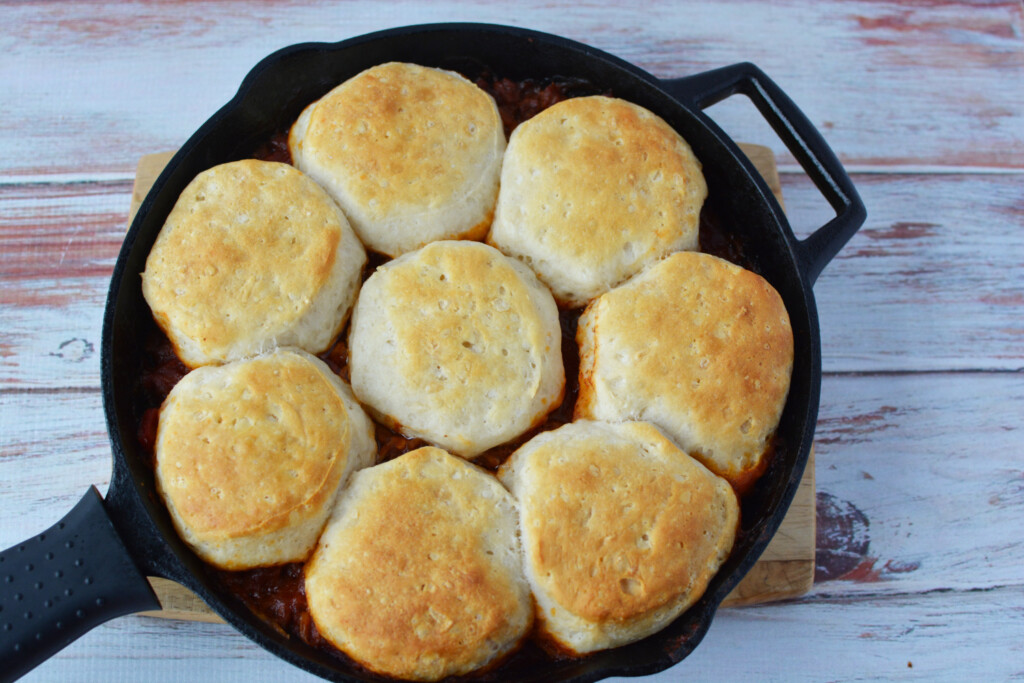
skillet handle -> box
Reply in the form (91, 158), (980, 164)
(662, 62), (866, 285)
(0, 487), (160, 682)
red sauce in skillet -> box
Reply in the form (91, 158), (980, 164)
(133, 68), (761, 675)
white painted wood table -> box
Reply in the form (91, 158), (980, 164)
(2, 1), (1022, 681)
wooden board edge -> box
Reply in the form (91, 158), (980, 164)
(128, 150), (174, 225)
(140, 578), (225, 623)
(721, 559), (816, 608)
(723, 448), (817, 607)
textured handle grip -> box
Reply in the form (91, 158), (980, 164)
(0, 487), (160, 682)
(663, 63), (867, 285)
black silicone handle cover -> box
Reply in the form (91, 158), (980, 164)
(0, 487), (160, 682)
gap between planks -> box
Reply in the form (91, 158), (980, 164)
(127, 143), (815, 619)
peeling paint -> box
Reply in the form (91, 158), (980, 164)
(862, 221), (940, 241)
(816, 492), (871, 581)
(816, 492), (924, 583)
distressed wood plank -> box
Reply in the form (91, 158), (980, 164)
(0, 391), (111, 532)
(810, 372), (1024, 595)
(0, 180), (128, 285)
(0, 303), (105, 388)
(680, 585), (1024, 681)
(803, 172), (1024, 372)
(0, 180), (124, 388)
(16, 585), (1024, 682)
(1, 0), (1021, 178)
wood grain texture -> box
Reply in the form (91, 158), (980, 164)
(0, 0), (1021, 178)
(15, 574), (1024, 683)
(812, 372), (1024, 596)
(681, 585), (1024, 681)
(800, 172), (1024, 372)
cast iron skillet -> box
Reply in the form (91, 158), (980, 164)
(0, 23), (865, 683)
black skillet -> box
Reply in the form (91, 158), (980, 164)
(0, 23), (865, 683)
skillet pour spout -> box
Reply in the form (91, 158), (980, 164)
(0, 23), (865, 683)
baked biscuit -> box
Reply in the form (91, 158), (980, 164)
(305, 447), (532, 681)
(142, 159), (366, 367)
(290, 62), (505, 257)
(348, 241), (564, 458)
(488, 95), (707, 307)
(498, 420), (738, 654)
(575, 251), (794, 491)
(154, 348), (375, 569)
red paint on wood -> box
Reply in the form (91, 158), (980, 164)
(0, 280), (108, 309)
(0, 214), (122, 280)
(816, 406), (900, 446)
(855, 7), (1018, 41)
(884, 559), (921, 574)
(842, 557), (884, 582)
(979, 293), (1024, 307)
(836, 557), (921, 583)
(862, 221), (939, 241)
(0, 182), (130, 293)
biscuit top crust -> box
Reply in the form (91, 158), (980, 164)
(156, 350), (351, 539)
(305, 447), (529, 680)
(575, 252), (794, 490)
(500, 421), (738, 622)
(349, 241), (563, 457)
(489, 95), (707, 307)
(291, 62), (504, 256)
(386, 242), (551, 397)
(142, 160), (344, 366)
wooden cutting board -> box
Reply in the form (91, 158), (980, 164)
(126, 144), (815, 621)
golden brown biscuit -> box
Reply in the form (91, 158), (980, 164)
(575, 251), (794, 491)
(154, 348), (375, 569)
(488, 95), (707, 307)
(142, 159), (366, 367)
(498, 420), (739, 654)
(348, 241), (564, 458)
(305, 447), (532, 681)
(290, 62), (505, 257)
